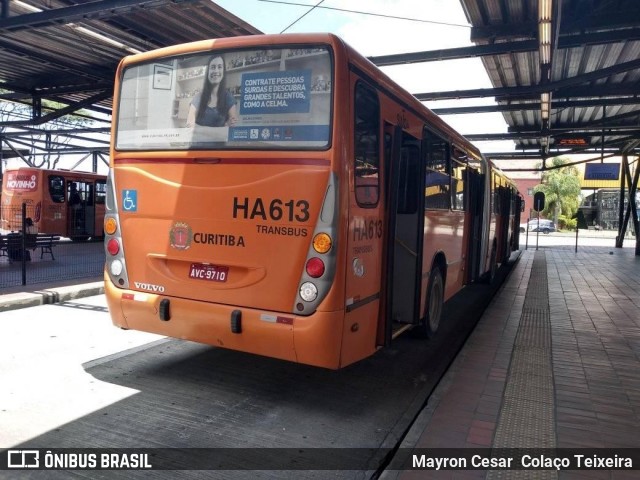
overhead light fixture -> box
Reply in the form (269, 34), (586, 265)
(539, 22), (551, 45)
(541, 106), (550, 120)
(538, 0), (553, 65)
(540, 92), (551, 121)
(72, 25), (142, 54)
(13, 0), (142, 54)
(539, 44), (551, 65)
(539, 0), (553, 22)
(13, 0), (39, 13)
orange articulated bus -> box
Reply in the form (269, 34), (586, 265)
(104, 33), (521, 369)
(1, 167), (106, 240)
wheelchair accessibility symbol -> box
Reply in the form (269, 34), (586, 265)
(122, 190), (137, 212)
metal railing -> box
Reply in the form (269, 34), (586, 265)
(1, 203), (104, 288)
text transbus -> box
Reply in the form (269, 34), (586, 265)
(1, 167), (106, 240)
(104, 34), (521, 369)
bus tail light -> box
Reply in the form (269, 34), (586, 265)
(110, 259), (124, 276)
(294, 173), (338, 315)
(104, 170), (130, 289)
(104, 217), (118, 235)
(312, 233), (332, 254)
(299, 282), (318, 302)
(107, 238), (120, 255)
(305, 258), (325, 278)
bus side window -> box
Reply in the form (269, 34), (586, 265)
(451, 164), (466, 211)
(397, 144), (420, 214)
(493, 174), (501, 214)
(85, 183), (95, 206)
(96, 180), (107, 205)
(354, 81), (380, 207)
(451, 151), (467, 212)
(424, 131), (450, 210)
(383, 132), (392, 203)
(48, 175), (65, 203)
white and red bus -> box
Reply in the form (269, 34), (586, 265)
(104, 33), (521, 369)
(1, 167), (106, 240)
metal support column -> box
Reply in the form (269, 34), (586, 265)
(616, 154), (627, 248)
(617, 154), (640, 255)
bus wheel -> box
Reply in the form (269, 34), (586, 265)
(488, 245), (498, 284)
(416, 267), (444, 338)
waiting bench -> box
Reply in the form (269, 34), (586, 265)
(0, 233), (60, 262)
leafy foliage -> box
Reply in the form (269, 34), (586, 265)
(534, 157), (582, 229)
(558, 214), (577, 231)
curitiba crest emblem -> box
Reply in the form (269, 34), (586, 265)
(169, 222), (193, 250)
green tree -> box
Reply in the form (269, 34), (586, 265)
(534, 156), (581, 228)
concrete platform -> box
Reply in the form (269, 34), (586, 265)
(383, 244), (640, 479)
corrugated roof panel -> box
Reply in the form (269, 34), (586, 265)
(459, 0), (640, 155)
(0, 0), (261, 107)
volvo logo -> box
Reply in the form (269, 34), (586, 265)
(134, 282), (165, 293)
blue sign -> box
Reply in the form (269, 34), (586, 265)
(239, 70), (312, 115)
(584, 163), (620, 181)
(122, 189), (137, 212)
(229, 125), (329, 143)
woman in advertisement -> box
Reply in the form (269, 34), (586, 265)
(186, 56), (238, 129)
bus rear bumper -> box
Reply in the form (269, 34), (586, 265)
(104, 274), (345, 369)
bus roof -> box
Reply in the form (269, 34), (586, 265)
(116, 32), (485, 164)
(3, 167), (105, 177)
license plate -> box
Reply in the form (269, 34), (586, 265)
(189, 263), (229, 282)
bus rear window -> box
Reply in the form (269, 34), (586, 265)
(116, 46), (333, 151)
(49, 175), (65, 203)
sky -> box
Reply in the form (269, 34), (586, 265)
(214, 0), (516, 154)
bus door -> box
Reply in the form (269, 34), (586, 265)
(46, 174), (67, 235)
(384, 126), (425, 335)
(497, 185), (511, 262)
(513, 193), (523, 250)
(67, 180), (94, 238)
(465, 167), (484, 283)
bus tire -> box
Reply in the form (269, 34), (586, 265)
(487, 244), (498, 284)
(504, 234), (513, 263)
(416, 267), (444, 338)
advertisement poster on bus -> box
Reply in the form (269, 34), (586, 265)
(116, 47), (332, 150)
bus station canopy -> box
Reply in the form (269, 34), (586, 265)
(0, 0), (638, 163)
(0, 0), (260, 162)
(370, 0), (640, 160)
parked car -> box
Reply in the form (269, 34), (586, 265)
(519, 219), (556, 234)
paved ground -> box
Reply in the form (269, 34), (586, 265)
(0, 239), (103, 291)
(0, 266), (513, 479)
(382, 239), (640, 479)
